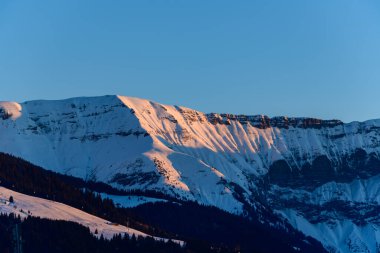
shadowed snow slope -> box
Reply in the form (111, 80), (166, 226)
(0, 95), (380, 253)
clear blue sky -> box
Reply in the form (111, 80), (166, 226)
(0, 1), (379, 122)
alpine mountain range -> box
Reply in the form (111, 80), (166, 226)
(0, 95), (380, 253)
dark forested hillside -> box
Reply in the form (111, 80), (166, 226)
(129, 202), (325, 253)
(0, 214), (223, 253)
(0, 213), (14, 253)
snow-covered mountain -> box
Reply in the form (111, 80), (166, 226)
(0, 95), (379, 253)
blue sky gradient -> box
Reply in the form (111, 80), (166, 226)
(0, 1), (379, 122)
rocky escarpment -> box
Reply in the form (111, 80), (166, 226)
(267, 149), (380, 189)
(207, 113), (343, 129)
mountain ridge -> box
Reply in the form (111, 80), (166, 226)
(3, 94), (379, 124)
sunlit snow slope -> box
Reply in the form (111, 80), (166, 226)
(0, 186), (181, 243)
(0, 95), (379, 253)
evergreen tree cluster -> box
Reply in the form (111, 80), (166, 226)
(130, 201), (326, 253)
(0, 213), (15, 253)
(0, 214), (224, 253)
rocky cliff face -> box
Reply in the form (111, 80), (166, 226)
(207, 113), (343, 129)
(0, 95), (379, 253)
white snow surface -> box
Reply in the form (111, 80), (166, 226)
(272, 176), (380, 253)
(277, 209), (380, 253)
(0, 186), (183, 244)
(0, 95), (379, 252)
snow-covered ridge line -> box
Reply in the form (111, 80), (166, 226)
(18, 95), (379, 126)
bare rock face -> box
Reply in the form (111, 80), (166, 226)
(207, 113), (343, 129)
(0, 108), (12, 120)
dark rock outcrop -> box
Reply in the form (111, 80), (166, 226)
(206, 113), (343, 129)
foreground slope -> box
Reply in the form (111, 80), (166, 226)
(0, 95), (380, 252)
(0, 185), (179, 242)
